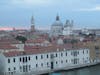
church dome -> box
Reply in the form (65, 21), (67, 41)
(52, 21), (63, 26)
(52, 15), (63, 26)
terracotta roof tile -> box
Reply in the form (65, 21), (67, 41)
(0, 45), (18, 50)
(26, 39), (46, 43)
(0, 39), (21, 44)
(3, 43), (87, 57)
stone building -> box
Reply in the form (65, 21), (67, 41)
(0, 45), (90, 75)
(51, 15), (73, 37)
(63, 20), (73, 36)
(51, 15), (63, 37)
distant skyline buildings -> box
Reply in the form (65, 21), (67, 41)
(0, 0), (100, 30)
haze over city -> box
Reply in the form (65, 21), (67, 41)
(0, 0), (100, 30)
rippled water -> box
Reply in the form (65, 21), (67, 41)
(50, 65), (100, 75)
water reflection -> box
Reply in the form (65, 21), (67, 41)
(51, 65), (100, 75)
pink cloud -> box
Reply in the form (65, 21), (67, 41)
(0, 27), (13, 31)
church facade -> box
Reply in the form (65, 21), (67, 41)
(51, 15), (73, 37)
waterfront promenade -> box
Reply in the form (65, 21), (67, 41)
(23, 62), (100, 75)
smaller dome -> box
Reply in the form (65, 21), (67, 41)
(64, 20), (73, 27)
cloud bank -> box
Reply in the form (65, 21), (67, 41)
(79, 6), (100, 11)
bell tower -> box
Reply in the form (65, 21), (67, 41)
(31, 16), (35, 32)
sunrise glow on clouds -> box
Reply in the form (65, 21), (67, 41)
(0, 27), (28, 31)
(0, 27), (13, 31)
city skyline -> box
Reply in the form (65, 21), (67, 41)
(0, 0), (100, 30)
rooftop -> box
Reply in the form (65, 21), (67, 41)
(3, 43), (86, 57)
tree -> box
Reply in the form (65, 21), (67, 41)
(15, 36), (27, 43)
(71, 39), (78, 48)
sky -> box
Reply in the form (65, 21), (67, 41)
(0, 0), (100, 30)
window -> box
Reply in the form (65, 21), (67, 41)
(23, 65), (25, 72)
(73, 51), (78, 56)
(56, 61), (58, 64)
(47, 54), (49, 58)
(26, 65), (28, 72)
(73, 58), (78, 64)
(66, 52), (67, 56)
(25, 57), (27, 62)
(83, 50), (84, 54)
(66, 60), (67, 63)
(78, 51), (79, 54)
(9, 72), (10, 75)
(29, 65), (31, 71)
(8, 59), (10, 63)
(41, 63), (43, 67)
(20, 66), (22, 72)
(8, 68), (10, 71)
(87, 57), (88, 60)
(47, 62), (49, 66)
(71, 51), (73, 55)
(14, 67), (16, 70)
(83, 58), (84, 61)
(41, 55), (43, 59)
(13, 58), (15, 63)
(87, 50), (88, 54)
(61, 60), (63, 63)
(71, 59), (73, 63)
(61, 53), (63, 57)
(20, 58), (21, 62)
(36, 64), (38, 67)
(23, 57), (24, 63)
(56, 53), (57, 57)
(36, 56), (38, 60)
(29, 56), (30, 61)
(11, 72), (13, 75)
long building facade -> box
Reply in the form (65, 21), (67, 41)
(0, 47), (90, 75)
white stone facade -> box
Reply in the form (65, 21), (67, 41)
(0, 48), (90, 75)
(50, 15), (63, 37)
(51, 15), (73, 37)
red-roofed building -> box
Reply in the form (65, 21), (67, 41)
(26, 38), (50, 46)
(0, 38), (25, 52)
(0, 45), (19, 53)
(0, 43), (90, 75)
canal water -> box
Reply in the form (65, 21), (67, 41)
(50, 65), (100, 75)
